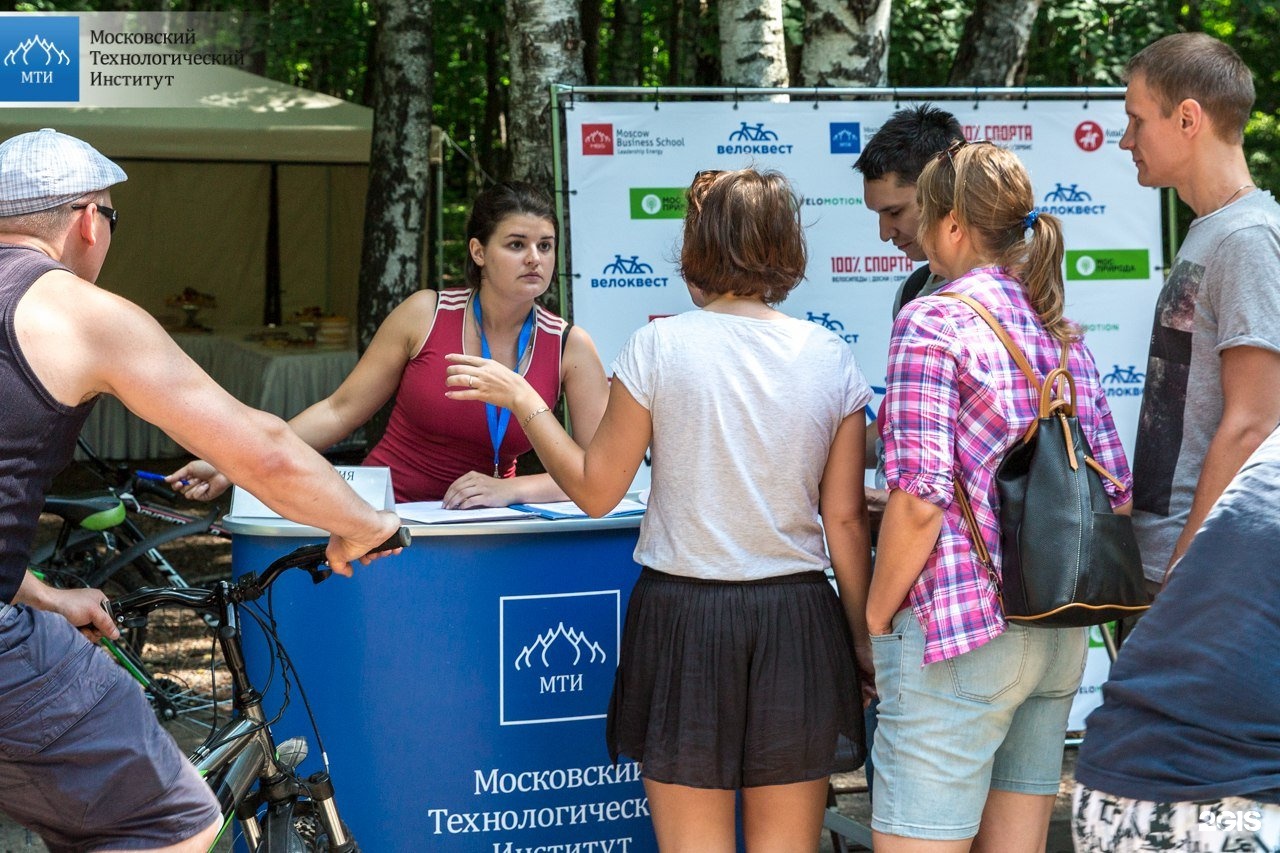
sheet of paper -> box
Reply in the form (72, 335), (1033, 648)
(395, 501), (534, 524)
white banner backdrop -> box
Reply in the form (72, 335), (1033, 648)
(565, 98), (1161, 465)
(565, 98), (1154, 730)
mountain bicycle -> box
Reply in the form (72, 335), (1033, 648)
(108, 530), (409, 852)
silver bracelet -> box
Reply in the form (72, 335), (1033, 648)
(521, 406), (551, 428)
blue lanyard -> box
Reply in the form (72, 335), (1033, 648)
(472, 294), (536, 477)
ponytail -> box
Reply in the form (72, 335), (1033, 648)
(1002, 211), (1077, 343)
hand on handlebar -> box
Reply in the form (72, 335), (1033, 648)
(325, 510), (406, 577)
(168, 459), (232, 501)
(52, 586), (121, 643)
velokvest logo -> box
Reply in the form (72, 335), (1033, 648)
(1066, 249), (1149, 281)
(499, 591), (619, 725)
(0, 17), (79, 102)
(629, 187), (686, 220)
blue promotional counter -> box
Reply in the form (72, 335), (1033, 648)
(223, 514), (656, 853)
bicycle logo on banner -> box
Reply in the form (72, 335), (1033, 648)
(601, 254), (654, 275)
(728, 121), (779, 142)
(1103, 364), (1145, 384)
(1043, 183), (1093, 203)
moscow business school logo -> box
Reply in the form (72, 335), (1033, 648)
(500, 591), (618, 725)
(581, 123), (686, 157)
(0, 17), (79, 102)
(590, 253), (669, 289)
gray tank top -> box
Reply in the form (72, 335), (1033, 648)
(0, 244), (95, 602)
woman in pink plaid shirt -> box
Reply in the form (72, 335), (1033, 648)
(867, 141), (1133, 853)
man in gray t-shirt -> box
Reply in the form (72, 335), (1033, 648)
(1122, 34), (1280, 586)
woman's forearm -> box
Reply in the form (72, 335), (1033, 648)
(867, 489), (943, 632)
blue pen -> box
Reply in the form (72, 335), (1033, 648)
(137, 470), (189, 487)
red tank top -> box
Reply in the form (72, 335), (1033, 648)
(364, 289), (566, 502)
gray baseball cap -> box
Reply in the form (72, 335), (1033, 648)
(0, 128), (127, 217)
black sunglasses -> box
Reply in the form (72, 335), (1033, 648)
(71, 202), (118, 234)
(934, 138), (997, 167)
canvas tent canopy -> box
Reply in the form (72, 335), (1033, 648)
(0, 64), (373, 327)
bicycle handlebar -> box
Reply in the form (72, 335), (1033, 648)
(109, 527), (412, 626)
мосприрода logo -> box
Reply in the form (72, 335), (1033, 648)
(499, 590), (619, 725)
(717, 120), (794, 156)
(591, 253), (669, 289)
(0, 17), (79, 103)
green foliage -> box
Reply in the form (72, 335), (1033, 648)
(888, 0), (969, 86)
(1024, 0), (1174, 86)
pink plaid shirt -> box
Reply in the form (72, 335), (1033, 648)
(883, 267), (1133, 664)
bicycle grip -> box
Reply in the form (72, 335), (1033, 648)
(371, 527), (411, 554)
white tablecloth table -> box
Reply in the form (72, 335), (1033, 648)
(80, 326), (357, 459)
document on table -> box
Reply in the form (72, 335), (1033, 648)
(395, 501), (534, 524)
(509, 499), (647, 520)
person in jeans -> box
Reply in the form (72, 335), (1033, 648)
(446, 168), (874, 851)
(0, 128), (401, 852)
(869, 141), (1133, 852)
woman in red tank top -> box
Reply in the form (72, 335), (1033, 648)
(170, 183), (609, 507)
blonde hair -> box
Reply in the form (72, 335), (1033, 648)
(917, 143), (1077, 342)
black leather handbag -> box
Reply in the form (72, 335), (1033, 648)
(941, 292), (1149, 628)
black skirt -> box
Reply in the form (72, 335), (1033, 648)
(606, 567), (866, 789)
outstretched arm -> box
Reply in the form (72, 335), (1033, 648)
(445, 354), (650, 516)
(19, 272), (401, 575)
(171, 291), (436, 501)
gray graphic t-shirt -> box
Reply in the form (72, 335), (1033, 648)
(1132, 190), (1280, 581)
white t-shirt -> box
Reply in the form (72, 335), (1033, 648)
(612, 309), (872, 581)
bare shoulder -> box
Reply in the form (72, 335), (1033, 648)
(369, 288), (441, 354)
(20, 269), (152, 341)
(564, 324), (600, 357)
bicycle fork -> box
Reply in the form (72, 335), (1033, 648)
(206, 588), (356, 852)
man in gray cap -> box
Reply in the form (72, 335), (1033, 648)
(0, 128), (401, 850)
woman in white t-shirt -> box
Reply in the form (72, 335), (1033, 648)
(446, 168), (874, 851)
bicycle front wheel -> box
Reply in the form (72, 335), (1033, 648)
(258, 801), (358, 853)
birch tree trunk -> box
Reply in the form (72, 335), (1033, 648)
(948, 0), (1044, 86)
(505, 0), (585, 186)
(799, 0), (891, 86)
(357, 0), (433, 352)
(719, 0), (789, 95)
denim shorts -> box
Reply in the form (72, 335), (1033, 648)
(0, 604), (220, 853)
(870, 609), (1086, 840)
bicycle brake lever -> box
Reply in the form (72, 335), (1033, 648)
(310, 568), (332, 585)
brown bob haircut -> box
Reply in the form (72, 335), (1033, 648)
(679, 168), (806, 305)
(1125, 33), (1254, 144)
